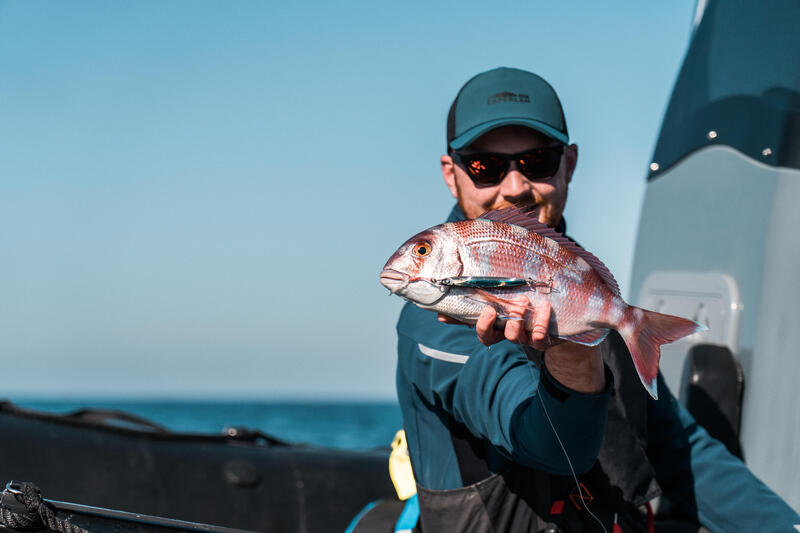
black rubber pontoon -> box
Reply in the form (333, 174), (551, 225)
(0, 401), (395, 532)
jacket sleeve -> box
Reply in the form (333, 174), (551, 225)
(399, 319), (612, 475)
(647, 374), (800, 532)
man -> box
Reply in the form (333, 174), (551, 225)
(395, 67), (799, 532)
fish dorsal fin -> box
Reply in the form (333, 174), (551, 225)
(478, 205), (544, 232)
(478, 206), (620, 296)
(572, 246), (620, 296)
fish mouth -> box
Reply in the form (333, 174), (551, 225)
(380, 268), (409, 294)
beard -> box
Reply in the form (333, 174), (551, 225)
(455, 185), (562, 228)
(449, 163), (568, 228)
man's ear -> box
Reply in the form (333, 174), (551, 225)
(563, 144), (578, 184)
(441, 154), (458, 199)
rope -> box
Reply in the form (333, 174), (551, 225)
(0, 481), (90, 533)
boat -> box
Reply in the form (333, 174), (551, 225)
(0, 401), (395, 532)
(629, 0), (800, 512)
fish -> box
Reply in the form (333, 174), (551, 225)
(379, 205), (705, 399)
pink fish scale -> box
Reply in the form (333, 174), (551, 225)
(446, 219), (619, 337)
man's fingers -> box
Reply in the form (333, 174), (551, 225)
(476, 306), (503, 346)
(440, 296), (552, 348)
(501, 295), (530, 344)
(479, 329), (505, 346)
(530, 299), (551, 341)
(475, 306), (496, 334)
(475, 306), (497, 345)
(437, 313), (466, 325)
(438, 308), (504, 345)
(504, 317), (526, 343)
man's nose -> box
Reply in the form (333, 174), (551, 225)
(499, 167), (531, 199)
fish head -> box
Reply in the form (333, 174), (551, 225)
(380, 225), (462, 306)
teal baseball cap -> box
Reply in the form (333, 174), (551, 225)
(446, 67), (569, 150)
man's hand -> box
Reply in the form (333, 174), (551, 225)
(436, 295), (552, 348)
(437, 296), (606, 394)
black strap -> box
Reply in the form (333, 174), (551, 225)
(349, 499), (405, 533)
(449, 419), (492, 486)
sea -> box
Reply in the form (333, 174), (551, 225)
(12, 400), (403, 451)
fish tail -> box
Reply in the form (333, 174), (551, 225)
(617, 307), (706, 400)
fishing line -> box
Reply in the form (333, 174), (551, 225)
(537, 381), (608, 533)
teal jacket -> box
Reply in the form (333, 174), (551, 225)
(395, 205), (800, 531)
(396, 205), (613, 491)
(397, 299), (613, 490)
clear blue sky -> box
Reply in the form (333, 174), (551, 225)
(0, 0), (696, 399)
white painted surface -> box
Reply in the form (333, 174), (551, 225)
(631, 145), (800, 512)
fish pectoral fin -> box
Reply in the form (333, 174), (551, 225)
(470, 290), (555, 339)
(473, 289), (533, 308)
(460, 295), (524, 321)
(471, 289), (540, 322)
(559, 328), (610, 347)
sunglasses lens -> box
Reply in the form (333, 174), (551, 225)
(464, 154), (507, 185)
(454, 145), (564, 185)
(518, 147), (563, 180)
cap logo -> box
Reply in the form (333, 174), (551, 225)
(487, 91), (530, 105)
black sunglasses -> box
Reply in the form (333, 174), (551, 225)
(450, 145), (565, 186)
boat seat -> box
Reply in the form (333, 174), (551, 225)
(678, 344), (744, 459)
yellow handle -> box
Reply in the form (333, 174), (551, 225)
(389, 429), (417, 500)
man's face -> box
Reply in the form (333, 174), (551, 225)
(441, 126), (578, 227)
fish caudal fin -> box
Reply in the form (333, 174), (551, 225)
(618, 307), (707, 400)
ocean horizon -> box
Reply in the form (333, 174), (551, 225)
(8, 398), (403, 451)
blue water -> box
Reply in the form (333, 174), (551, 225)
(13, 400), (403, 451)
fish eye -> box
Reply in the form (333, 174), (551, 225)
(413, 241), (432, 257)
